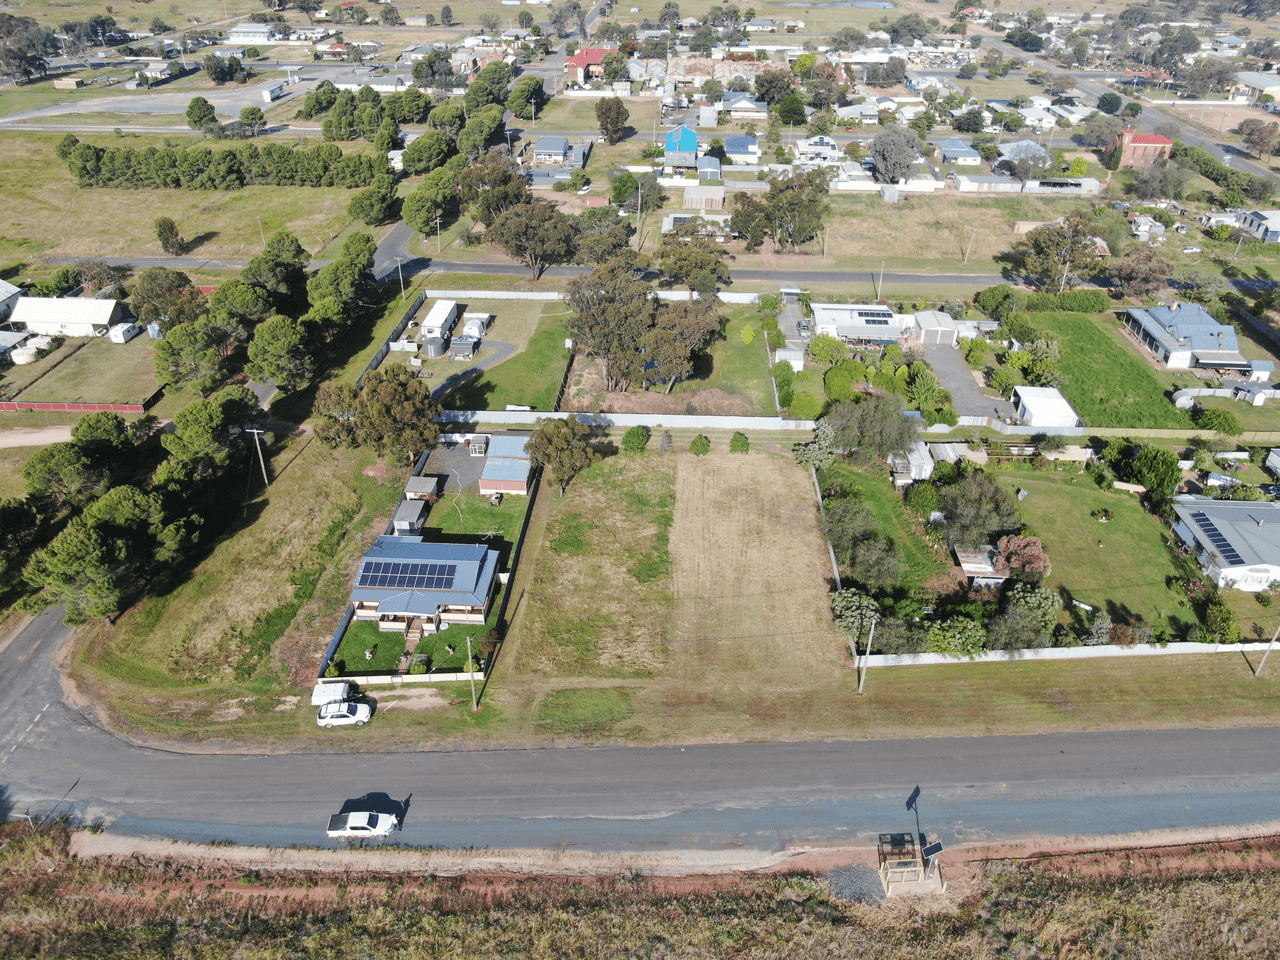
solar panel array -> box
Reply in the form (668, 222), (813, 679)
(357, 561), (458, 591)
(1191, 512), (1245, 566)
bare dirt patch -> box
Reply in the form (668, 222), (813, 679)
(562, 355), (758, 417)
(374, 687), (452, 711)
(668, 453), (846, 690)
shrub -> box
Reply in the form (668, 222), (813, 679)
(324, 662), (340, 678)
(767, 329), (786, 350)
(789, 392), (824, 420)
(771, 360), (795, 389)
(729, 431), (749, 453)
(741, 323), (756, 345)
(690, 435), (711, 455)
(409, 662), (427, 675)
(904, 481), (940, 517)
(759, 313), (779, 332)
(622, 425), (651, 453)
(778, 386), (795, 408)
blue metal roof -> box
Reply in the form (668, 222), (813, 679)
(481, 457), (531, 483)
(350, 538), (499, 609)
(487, 433), (531, 459)
(1127, 303), (1241, 355)
(724, 135), (757, 152)
(665, 125), (697, 151)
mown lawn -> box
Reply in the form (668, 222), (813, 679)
(996, 465), (1186, 631)
(1034, 311), (1193, 429)
(0, 446), (39, 500)
(15, 334), (160, 404)
(447, 305), (570, 411)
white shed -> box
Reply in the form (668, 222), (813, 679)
(9, 297), (124, 338)
(775, 348), (804, 372)
(107, 322), (141, 343)
(1013, 386), (1080, 429)
(461, 313), (491, 339)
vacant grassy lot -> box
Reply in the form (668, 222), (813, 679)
(0, 131), (360, 261)
(17, 0), (260, 29)
(670, 309), (777, 414)
(823, 193), (1087, 269)
(996, 466), (1187, 631)
(1033, 311), (1194, 429)
(533, 97), (659, 136)
(14, 334), (160, 404)
(447, 305), (570, 411)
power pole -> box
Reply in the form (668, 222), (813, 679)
(635, 182), (642, 249)
(435, 216), (442, 253)
(466, 635), (478, 711)
(394, 256), (405, 298)
(1257, 623), (1280, 677)
(964, 227), (976, 263)
(857, 618), (877, 695)
(876, 260), (885, 300)
(246, 429), (270, 487)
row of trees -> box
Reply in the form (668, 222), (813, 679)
(12, 385), (267, 622)
(57, 135), (386, 190)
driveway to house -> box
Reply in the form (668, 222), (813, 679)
(429, 341), (516, 403)
(921, 338), (1015, 421)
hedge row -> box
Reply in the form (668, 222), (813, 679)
(1023, 289), (1111, 312)
(62, 140), (387, 190)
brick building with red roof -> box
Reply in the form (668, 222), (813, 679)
(564, 47), (614, 85)
(1109, 129), (1174, 169)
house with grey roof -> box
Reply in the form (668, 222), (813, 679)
(532, 136), (571, 164)
(939, 136), (982, 165)
(1239, 210), (1280, 243)
(1171, 496), (1280, 592)
(997, 139), (1050, 169)
(697, 155), (721, 180)
(349, 538), (501, 639)
(1124, 303), (1249, 370)
(724, 134), (759, 164)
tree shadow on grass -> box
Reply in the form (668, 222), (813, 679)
(182, 231), (219, 254)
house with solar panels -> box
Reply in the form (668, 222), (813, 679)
(349, 538), (501, 638)
(1171, 496), (1280, 592)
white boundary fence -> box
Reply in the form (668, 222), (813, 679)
(439, 410), (816, 430)
(864, 640), (1275, 669)
(419, 290), (760, 304)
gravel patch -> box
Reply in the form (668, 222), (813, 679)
(826, 864), (885, 905)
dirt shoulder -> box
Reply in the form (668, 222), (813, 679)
(70, 820), (1280, 883)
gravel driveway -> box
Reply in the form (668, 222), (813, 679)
(920, 340), (1015, 420)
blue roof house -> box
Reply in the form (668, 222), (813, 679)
(349, 538), (501, 637)
(665, 124), (698, 153)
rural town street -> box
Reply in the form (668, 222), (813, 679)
(4, 609), (1280, 857)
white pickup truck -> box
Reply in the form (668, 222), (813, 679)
(326, 811), (399, 839)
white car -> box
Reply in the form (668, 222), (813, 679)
(317, 700), (372, 728)
(1181, 245), (1202, 254)
(577, 185), (592, 194)
(327, 811), (398, 838)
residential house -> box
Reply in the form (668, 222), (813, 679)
(665, 124), (698, 153)
(1108, 129), (1173, 169)
(1201, 211), (1241, 229)
(745, 17), (779, 32)
(1013, 386), (1080, 428)
(1239, 210), (1280, 243)
(810, 303), (914, 344)
(532, 136), (571, 164)
(0, 330), (29, 361)
(665, 150), (698, 174)
(1171, 496), (1280, 592)
(997, 139), (1051, 170)
(349, 537), (501, 637)
(479, 431), (534, 496)
(836, 102), (882, 125)
(564, 47), (614, 85)
(795, 135), (841, 162)
(660, 213), (735, 240)
(7, 298), (125, 338)
(228, 22), (276, 44)
(678, 16), (702, 30)
(1129, 214), (1166, 241)
(1235, 71), (1280, 101)
(939, 136), (982, 165)
(1125, 303), (1250, 370)
(697, 155), (722, 180)
(720, 91), (768, 121)
(683, 184), (725, 210)
(138, 61), (178, 80)
(724, 134), (759, 164)
(1209, 35), (1247, 56)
